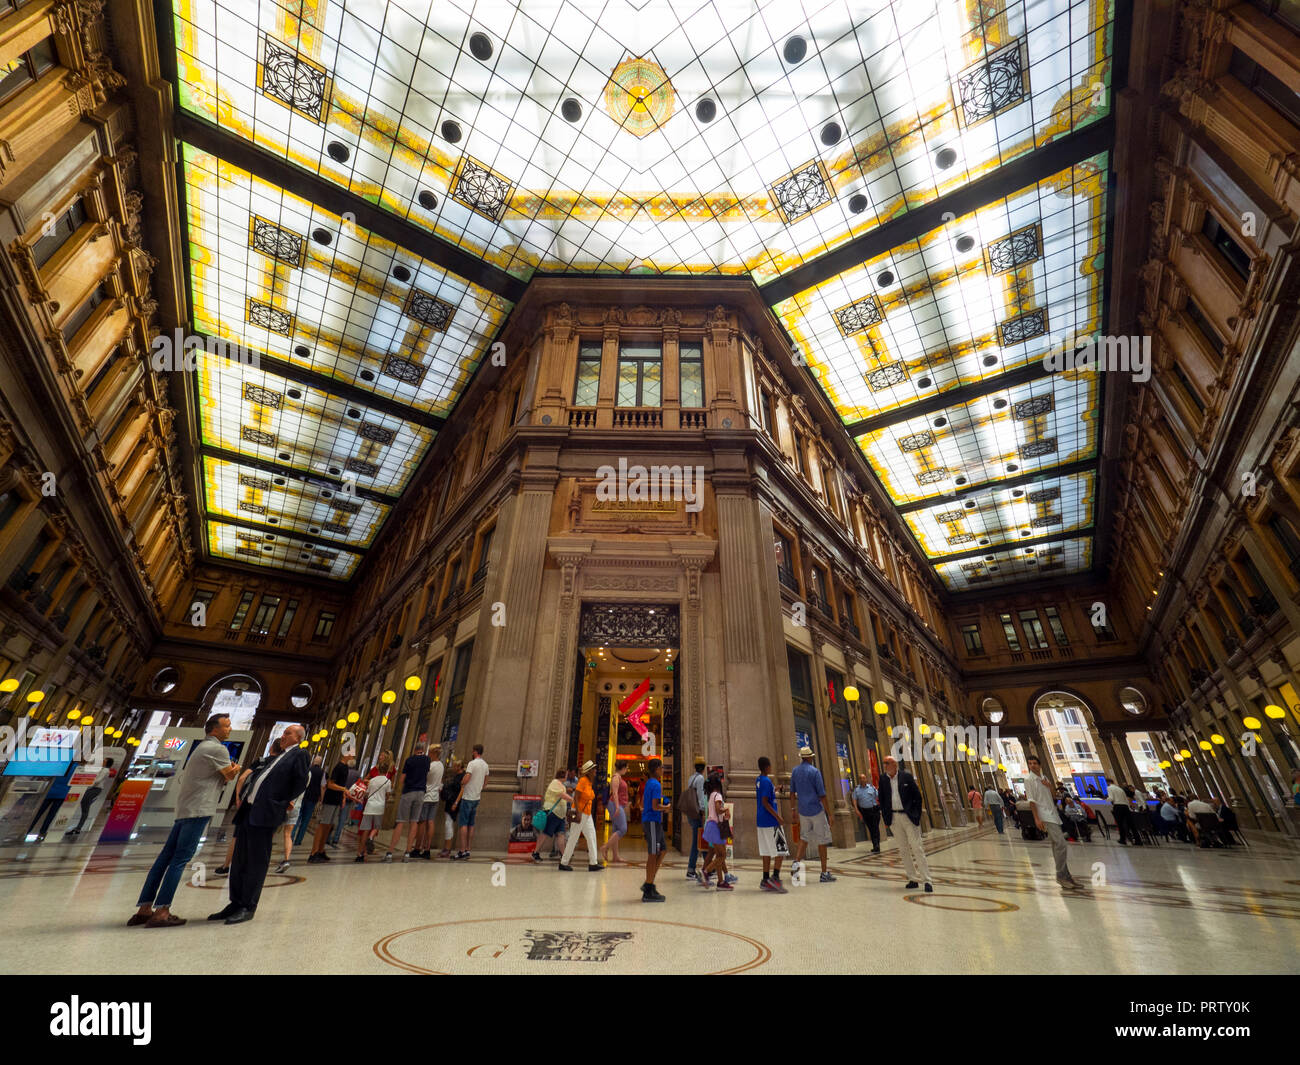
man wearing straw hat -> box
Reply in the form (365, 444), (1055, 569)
(559, 759), (604, 872)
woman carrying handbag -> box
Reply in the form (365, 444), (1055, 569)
(698, 774), (733, 890)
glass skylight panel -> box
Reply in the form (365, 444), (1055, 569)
(181, 143), (510, 418)
(934, 535), (1092, 592)
(203, 456), (389, 552)
(779, 152), (1107, 424)
(208, 518), (363, 580)
(856, 373), (1098, 504)
(903, 470), (1095, 558)
(195, 360), (433, 497)
(172, 0), (1112, 282)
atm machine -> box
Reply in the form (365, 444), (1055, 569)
(131, 726), (252, 838)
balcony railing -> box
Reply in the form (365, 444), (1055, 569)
(807, 592), (832, 618)
(776, 566), (799, 593)
(568, 407), (597, 428)
(612, 407), (662, 429)
(679, 409), (707, 429)
(245, 631), (267, 645)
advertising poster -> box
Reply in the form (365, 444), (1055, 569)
(99, 779), (152, 842)
(507, 794), (542, 854)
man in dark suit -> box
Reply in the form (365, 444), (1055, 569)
(210, 724), (308, 925)
(878, 755), (932, 893)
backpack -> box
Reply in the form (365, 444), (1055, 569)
(679, 774), (701, 820)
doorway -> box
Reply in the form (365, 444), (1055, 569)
(572, 602), (681, 851)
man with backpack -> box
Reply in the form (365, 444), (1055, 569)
(682, 757), (707, 880)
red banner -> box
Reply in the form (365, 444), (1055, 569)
(98, 779), (152, 842)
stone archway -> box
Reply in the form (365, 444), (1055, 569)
(1028, 687), (1115, 788)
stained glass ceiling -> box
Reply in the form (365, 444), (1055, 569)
(163, 0), (1116, 585)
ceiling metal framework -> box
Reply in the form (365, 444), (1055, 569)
(156, 0), (1118, 589)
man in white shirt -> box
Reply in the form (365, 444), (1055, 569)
(1024, 755), (1076, 888)
(414, 743), (445, 859)
(1106, 780), (1140, 845)
(453, 743), (490, 859)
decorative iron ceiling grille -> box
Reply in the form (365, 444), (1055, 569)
(346, 458), (379, 477)
(579, 602), (680, 648)
(381, 354), (426, 386)
(1013, 395), (1053, 418)
(986, 223), (1041, 274)
(867, 364), (907, 391)
(899, 431), (934, 452)
(238, 501), (266, 515)
(247, 299), (293, 336)
(249, 216), (306, 267)
(916, 468), (948, 485)
(999, 309), (1046, 344)
(1028, 486), (1061, 503)
(241, 427), (276, 446)
(258, 36), (330, 121)
(771, 161), (832, 223)
(1019, 438), (1057, 458)
(451, 156), (512, 221)
(238, 473), (270, 491)
(359, 422), (395, 444)
(956, 39), (1027, 125)
(243, 383), (283, 407)
(403, 289), (454, 331)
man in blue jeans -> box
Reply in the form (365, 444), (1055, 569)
(128, 713), (240, 928)
(684, 758), (707, 879)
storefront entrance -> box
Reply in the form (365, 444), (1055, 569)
(570, 602), (681, 849)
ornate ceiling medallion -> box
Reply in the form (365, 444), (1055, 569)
(605, 56), (675, 137)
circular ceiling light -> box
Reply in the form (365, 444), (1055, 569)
(347, 408), (361, 419)
(417, 190), (438, 210)
(848, 193), (868, 214)
(294, 345), (311, 358)
(820, 121), (841, 146)
(783, 35), (807, 64)
(954, 475), (968, 486)
(311, 228), (332, 245)
(978, 538), (990, 546)
(359, 369), (375, 381)
(875, 269), (895, 287)
(982, 354), (998, 367)
(468, 32), (493, 62)
(561, 97), (583, 123)
(992, 398), (1008, 410)
(327, 466), (341, 476)
(932, 415), (947, 428)
(916, 376), (932, 389)
(286, 388), (302, 400)
(277, 451), (291, 461)
(1010, 488), (1024, 498)
(441, 120), (463, 143)
(934, 146), (958, 170)
(392, 265), (411, 282)
(1006, 462), (1020, 473)
(1020, 529), (1032, 537)
(955, 234), (976, 253)
(962, 500), (976, 510)
(326, 141), (350, 163)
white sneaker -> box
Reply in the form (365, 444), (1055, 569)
(275, 861), (290, 873)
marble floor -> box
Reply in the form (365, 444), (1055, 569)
(2, 822), (1298, 974)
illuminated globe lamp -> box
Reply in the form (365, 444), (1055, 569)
(404, 675), (421, 692)
(933, 731), (945, 744)
(1173, 753), (1184, 762)
(1159, 760), (1171, 769)
(381, 716), (389, 726)
(26, 690), (44, 704)
(843, 685), (860, 703)
(381, 690), (397, 705)
(1210, 733), (1225, 745)
(873, 700), (889, 716)
(80, 715), (93, 727)
(919, 722), (930, 735)
(0, 678), (18, 693)
(1243, 716), (1261, 730)
(67, 708), (81, 720)
(997, 763), (1007, 772)
(299, 740), (309, 748)
(347, 711), (360, 724)
(1264, 704), (1286, 720)
(1198, 740), (1213, 751)
(1179, 748), (1192, 758)
(335, 719), (347, 731)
